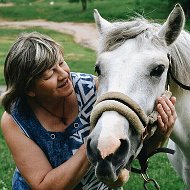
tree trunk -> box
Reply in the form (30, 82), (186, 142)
(81, 0), (87, 11)
(136, 0), (141, 6)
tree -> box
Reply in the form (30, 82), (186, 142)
(68, 0), (89, 11)
(81, 0), (87, 11)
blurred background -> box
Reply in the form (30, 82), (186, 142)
(0, 0), (189, 189)
(0, 0), (190, 22)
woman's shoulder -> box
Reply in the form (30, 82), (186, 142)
(1, 111), (14, 130)
(1, 111), (22, 140)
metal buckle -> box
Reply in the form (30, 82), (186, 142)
(141, 173), (160, 190)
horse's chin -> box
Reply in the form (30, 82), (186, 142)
(95, 159), (129, 185)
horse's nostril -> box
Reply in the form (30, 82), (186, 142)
(86, 138), (93, 158)
(112, 139), (129, 168)
(86, 137), (91, 149)
(86, 137), (101, 165)
(115, 139), (129, 157)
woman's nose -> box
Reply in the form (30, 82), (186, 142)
(57, 65), (68, 80)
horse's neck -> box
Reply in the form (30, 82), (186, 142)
(168, 31), (190, 144)
(169, 81), (190, 149)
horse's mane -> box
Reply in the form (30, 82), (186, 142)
(170, 31), (190, 86)
(99, 18), (190, 88)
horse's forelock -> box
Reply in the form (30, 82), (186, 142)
(100, 18), (161, 52)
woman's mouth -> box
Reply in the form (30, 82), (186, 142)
(58, 79), (69, 88)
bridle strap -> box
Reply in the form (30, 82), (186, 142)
(168, 65), (190, 90)
(130, 147), (175, 190)
(130, 147), (175, 174)
(167, 54), (190, 91)
(91, 91), (174, 189)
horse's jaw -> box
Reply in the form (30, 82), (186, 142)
(87, 111), (140, 184)
(94, 157), (130, 185)
(88, 138), (131, 184)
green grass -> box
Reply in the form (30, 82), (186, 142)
(0, 107), (15, 190)
(0, 0), (190, 30)
(0, 0), (187, 22)
(0, 0), (171, 22)
(124, 154), (186, 190)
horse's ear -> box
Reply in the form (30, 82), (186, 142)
(94, 9), (112, 34)
(158, 4), (185, 46)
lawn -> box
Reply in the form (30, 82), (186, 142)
(0, 0), (188, 189)
(0, 0), (189, 30)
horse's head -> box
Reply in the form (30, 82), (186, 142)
(87, 4), (185, 185)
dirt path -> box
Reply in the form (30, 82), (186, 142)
(0, 20), (99, 50)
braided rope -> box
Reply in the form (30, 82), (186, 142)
(90, 91), (172, 136)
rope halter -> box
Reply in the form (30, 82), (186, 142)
(90, 90), (173, 190)
(90, 90), (172, 140)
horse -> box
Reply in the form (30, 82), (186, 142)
(86, 4), (190, 189)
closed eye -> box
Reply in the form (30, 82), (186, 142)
(94, 64), (101, 76)
(150, 64), (165, 77)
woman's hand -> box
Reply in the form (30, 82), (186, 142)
(156, 95), (177, 138)
(144, 95), (177, 155)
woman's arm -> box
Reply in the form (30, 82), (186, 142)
(1, 112), (90, 190)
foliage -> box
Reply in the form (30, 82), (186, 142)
(68, 0), (80, 2)
(68, 0), (89, 11)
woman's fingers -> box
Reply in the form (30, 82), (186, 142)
(156, 95), (177, 137)
(157, 103), (169, 124)
(157, 95), (176, 117)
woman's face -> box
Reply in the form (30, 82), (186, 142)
(31, 60), (74, 100)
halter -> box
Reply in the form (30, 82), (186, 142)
(90, 91), (173, 190)
(90, 90), (172, 142)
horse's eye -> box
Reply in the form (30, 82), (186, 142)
(94, 65), (101, 76)
(150, 65), (165, 77)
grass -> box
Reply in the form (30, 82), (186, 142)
(125, 154), (186, 190)
(0, 0), (188, 23)
(0, 108), (15, 190)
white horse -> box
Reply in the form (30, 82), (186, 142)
(86, 4), (190, 189)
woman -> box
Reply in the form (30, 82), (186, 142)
(1, 32), (177, 190)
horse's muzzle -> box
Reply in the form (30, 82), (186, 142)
(87, 136), (131, 183)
